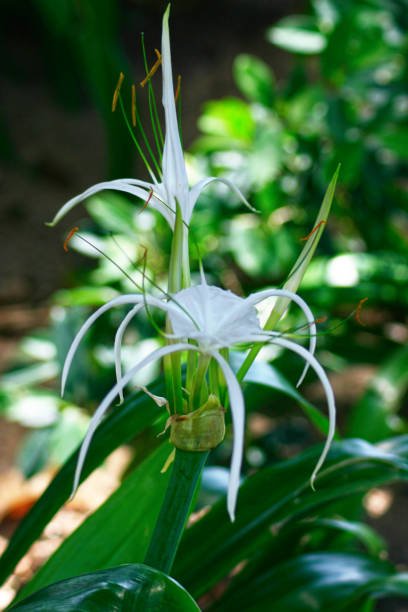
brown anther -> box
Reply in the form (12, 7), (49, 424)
(131, 84), (137, 127)
(315, 316), (328, 324)
(300, 220), (327, 242)
(63, 226), (80, 252)
(141, 189), (154, 212)
(138, 245), (148, 262)
(112, 72), (125, 112)
(140, 49), (162, 88)
(175, 74), (182, 102)
(355, 297), (368, 326)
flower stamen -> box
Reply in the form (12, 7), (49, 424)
(140, 49), (162, 88)
(355, 297), (368, 326)
(112, 71), (125, 112)
(141, 188), (154, 212)
(300, 220), (326, 242)
(63, 226), (79, 252)
(131, 84), (137, 127)
(175, 74), (182, 103)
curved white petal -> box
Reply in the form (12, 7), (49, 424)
(188, 176), (257, 222)
(61, 294), (176, 396)
(210, 351), (245, 522)
(114, 304), (145, 403)
(266, 336), (336, 487)
(71, 342), (198, 496)
(246, 288), (317, 387)
(148, 182), (176, 228)
(47, 179), (154, 227)
(161, 5), (189, 215)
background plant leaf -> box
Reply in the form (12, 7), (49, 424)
(0, 385), (165, 585)
(13, 443), (172, 602)
(174, 436), (408, 597)
(11, 563), (199, 611)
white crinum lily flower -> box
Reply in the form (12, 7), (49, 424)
(63, 279), (335, 522)
(47, 5), (254, 231)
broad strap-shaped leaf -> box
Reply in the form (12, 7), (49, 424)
(0, 385), (165, 585)
(10, 564), (199, 611)
(211, 552), (405, 611)
(219, 516), (387, 597)
(14, 444), (172, 602)
(174, 436), (408, 597)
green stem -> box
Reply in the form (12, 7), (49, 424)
(165, 202), (188, 414)
(191, 354), (210, 410)
(144, 449), (208, 574)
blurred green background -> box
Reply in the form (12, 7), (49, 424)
(0, 0), (407, 609)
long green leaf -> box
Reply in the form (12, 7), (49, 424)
(237, 165), (340, 382)
(283, 165), (340, 296)
(217, 514), (387, 599)
(11, 564), (199, 611)
(0, 385), (165, 585)
(305, 518), (386, 557)
(174, 436), (408, 596)
(212, 552), (402, 611)
(14, 444), (172, 602)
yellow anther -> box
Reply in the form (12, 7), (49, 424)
(131, 84), (137, 127)
(112, 71), (125, 112)
(140, 49), (162, 88)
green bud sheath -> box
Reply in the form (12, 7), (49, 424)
(170, 395), (225, 451)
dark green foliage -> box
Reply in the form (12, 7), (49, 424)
(11, 564), (199, 611)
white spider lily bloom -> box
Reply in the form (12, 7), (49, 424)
(64, 282), (334, 522)
(47, 5), (254, 230)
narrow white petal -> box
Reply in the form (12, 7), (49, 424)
(117, 177), (159, 187)
(210, 351), (245, 522)
(61, 294), (175, 396)
(114, 304), (144, 403)
(188, 176), (257, 221)
(71, 342), (198, 496)
(161, 5), (189, 214)
(47, 179), (154, 227)
(268, 336), (336, 487)
(246, 288), (317, 386)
